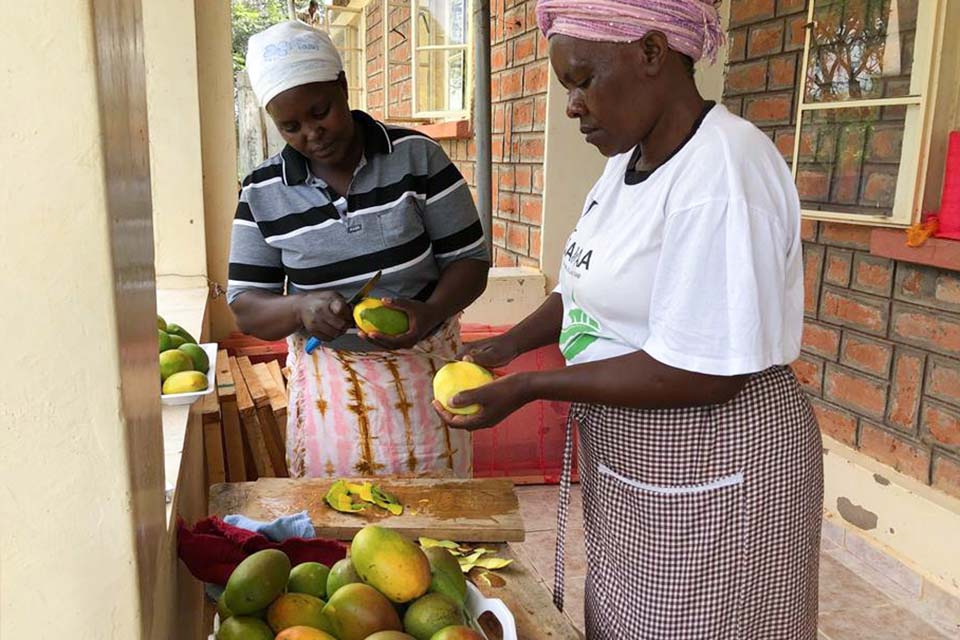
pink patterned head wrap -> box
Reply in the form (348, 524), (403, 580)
(536, 0), (725, 63)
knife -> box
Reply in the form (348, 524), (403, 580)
(304, 270), (383, 355)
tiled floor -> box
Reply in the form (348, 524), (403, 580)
(511, 485), (960, 639)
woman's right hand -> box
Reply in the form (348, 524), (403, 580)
(298, 292), (352, 342)
(458, 334), (520, 369)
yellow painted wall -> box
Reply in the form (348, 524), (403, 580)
(0, 0), (166, 637)
(144, 0), (209, 290)
(693, 0), (731, 105)
(539, 70), (607, 291)
(196, 0), (242, 341)
(462, 267), (548, 325)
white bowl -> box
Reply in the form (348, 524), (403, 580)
(161, 342), (218, 407)
(209, 582), (517, 640)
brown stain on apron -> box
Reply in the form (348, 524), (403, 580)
(288, 340), (309, 478)
(309, 348), (331, 475)
(426, 357), (456, 471)
(335, 351), (383, 476)
(383, 354), (419, 472)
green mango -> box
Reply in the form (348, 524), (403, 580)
(166, 322), (197, 344)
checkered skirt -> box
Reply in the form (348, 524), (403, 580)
(554, 366), (823, 639)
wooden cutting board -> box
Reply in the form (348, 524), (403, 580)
(208, 477), (525, 542)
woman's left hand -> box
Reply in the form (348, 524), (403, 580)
(359, 298), (441, 350)
(433, 373), (532, 431)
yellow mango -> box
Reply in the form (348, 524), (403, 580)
(432, 362), (494, 415)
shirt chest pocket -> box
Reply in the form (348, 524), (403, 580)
(376, 195), (426, 248)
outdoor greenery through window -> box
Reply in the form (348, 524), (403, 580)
(232, 0), (366, 109)
(412, 0), (470, 118)
(792, 0), (940, 226)
(231, 0), (368, 179)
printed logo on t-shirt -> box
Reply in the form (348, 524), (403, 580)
(559, 305), (600, 361)
(562, 239), (593, 279)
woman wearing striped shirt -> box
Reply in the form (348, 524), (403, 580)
(228, 22), (489, 479)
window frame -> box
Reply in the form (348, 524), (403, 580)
(791, 0), (945, 227)
(324, 2), (368, 112)
(388, 0), (472, 121)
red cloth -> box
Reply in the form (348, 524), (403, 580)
(936, 131), (960, 239)
(176, 516), (347, 585)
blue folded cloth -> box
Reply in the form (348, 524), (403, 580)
(223, 510), (316, 542)
(205, 511), (317, 603)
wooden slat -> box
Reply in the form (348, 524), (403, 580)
(216, 349), (235, 401)
(229, 356), (255, 417)
(238, 356), (269, 409)
(201, 384), (220, 424)
(218, 351), (247, 482)
(220, 398), (247, 482)
(241, 358), (287, 477)
(266, 360), (286, 397)
(228, 356), (275, 478)
(200, 388), (226, 485)
(209, 478), (525, 542)
(256, 362), (288, 452)
(203, 420), (226, 486)
(255, 363), (287, 413)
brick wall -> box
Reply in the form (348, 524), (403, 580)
(365, 1), (413, 120)
(726, 0), (960, 499)
(364, 0), (549, 268)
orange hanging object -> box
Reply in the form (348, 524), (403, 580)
(906, 216), (939, 247)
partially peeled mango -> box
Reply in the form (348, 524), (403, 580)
(432, 362), (494, 415)
(354, 298), (410, 335)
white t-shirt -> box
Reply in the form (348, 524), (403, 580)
(557, 104), (803, 376)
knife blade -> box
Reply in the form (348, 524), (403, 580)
(304, 270), (383, 354)
(346, 269), (382, 306)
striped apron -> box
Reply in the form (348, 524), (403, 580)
(554, 366), (823, 639)
(285, 319), (471, 479)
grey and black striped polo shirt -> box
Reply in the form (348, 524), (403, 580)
(227, 110), (488, 351)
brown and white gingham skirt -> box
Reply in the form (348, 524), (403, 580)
(554, 366), (823, 639)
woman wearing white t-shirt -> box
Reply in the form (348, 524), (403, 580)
(435, 1), (822, 638)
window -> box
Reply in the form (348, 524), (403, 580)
(792, 0), (943, 226)
(411, 0), (471, 118)
(325, 3), (368, 110)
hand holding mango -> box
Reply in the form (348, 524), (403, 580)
(433, 367), (532, 432)
(353, 298), (410, 335)
(356, 297), (440, 351)
(432, 362), (494, 415)
(299, 291), (352, 342)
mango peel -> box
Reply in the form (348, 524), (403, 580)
(353, 298), (409, 335)
(418, 538), (512, 574)
(326, 480), (403, 516)
(432, 362), (494, 415)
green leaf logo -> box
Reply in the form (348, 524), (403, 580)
(559, 307), (601, 360)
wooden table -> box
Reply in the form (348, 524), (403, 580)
(209, 477), (527, 542)
(470, 546), (582, 640)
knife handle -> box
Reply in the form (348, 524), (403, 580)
(304, 336), (321, 354)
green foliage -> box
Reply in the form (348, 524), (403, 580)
(232, 0), (291, 74)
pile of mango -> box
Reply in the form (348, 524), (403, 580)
(216, 525), (486, 640)
(157, 315), (209, 395)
